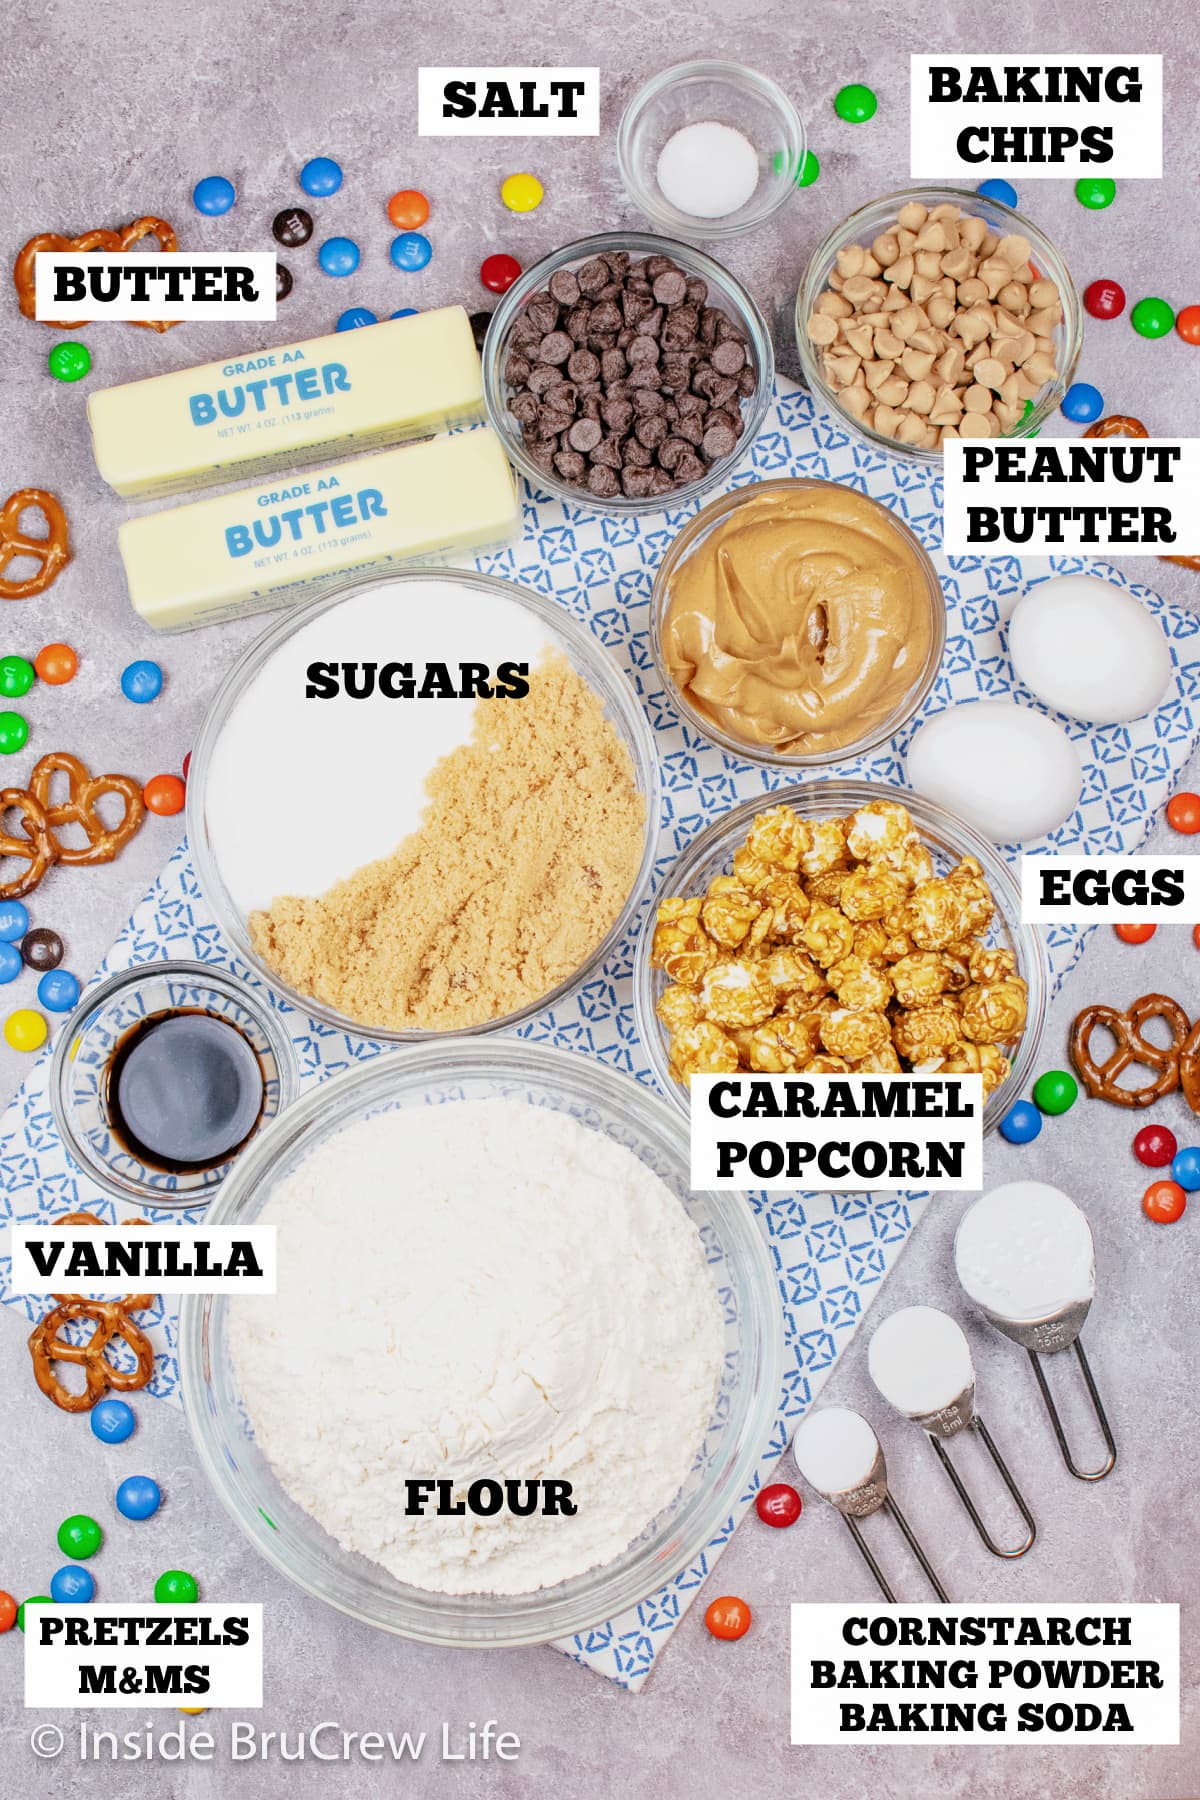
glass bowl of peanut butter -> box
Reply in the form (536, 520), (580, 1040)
(651, 477), (946, 767)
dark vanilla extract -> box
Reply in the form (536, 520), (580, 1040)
(105, 1010), (265, 1172)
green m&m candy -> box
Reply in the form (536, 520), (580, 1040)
(1131, 296), (1175, 340)
(155, 1569), (199, 1604)
(57, 1513), (103, 1559)
(774, 149), (821, 188)
(1075, 177), (1116, 210)
(48, 341), (92, 383)
(1032, 1069), (1078, 1116)
(17, 1596), (52, 1633)
(834, 83), (878, 123)
(0, 712), (29, 755)
(0, 655), (35, 699)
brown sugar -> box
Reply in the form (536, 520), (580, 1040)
(249, 651), (645, 1031)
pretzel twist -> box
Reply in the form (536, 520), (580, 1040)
(27, 1210), (157, 1411)
(14, 217), (180, 331)
(29, 751), (145, 867)
(1069, 992), (1189, 1108)
(0, 787), (57, 898)
(1084, 414), (1149, 440)
(0, 488), (70, 600)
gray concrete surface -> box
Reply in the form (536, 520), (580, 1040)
(1, 3), (1198, 1796)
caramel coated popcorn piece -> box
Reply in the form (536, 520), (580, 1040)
(745, 805), (809, 871)
(746, 1014), (824, 1072)
(657, 983), (702, 1034)
(890, 950), (960, 1007)
(828, 955), (892, 1012)
(763, 946), (828, 1000)
(699, 958), (776, 1029)
(800, 818), (848, 878)
(845, 799), (916, 861)
(821, 1008), (891, 1063)
(651, 896), (720, 987)
(839, 864), (909, 922)
(670, 1020), (740, 1079)
(960, 977), (1028, 1045)
(701, 877), (768, 950)
(801, 900), (857, 968)
(893, 1004), (965, 1062)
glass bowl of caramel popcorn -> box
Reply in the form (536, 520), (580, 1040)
(634, 782), (1049, 1133)
(795, 187), (1082, 461)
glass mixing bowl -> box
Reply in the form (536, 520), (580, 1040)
(481, 231), (774, 514)
(187, 569), (660, 1042)
(617, 60), (806, 240)
(179, 1042), (783, 1646)
(633, 780), (1049, 1132)
(795, 186), (1082, 464)
(650, 478), (947, 768)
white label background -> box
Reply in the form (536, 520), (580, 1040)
(910, 54), (1162, 178)
(35, 253), (277, 322)
(417, 67), (599, 135)
(25, 1606), (263, 1709)
(8, 1225), (278, 1297)
(792, 1603), (1180, 1745)
(942, 439), (1200, 558)
(1021, 856), (1200, 924)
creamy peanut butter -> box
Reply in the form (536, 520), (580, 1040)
(660, 485), (938, 755)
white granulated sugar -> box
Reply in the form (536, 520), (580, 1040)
(655, 121), (760, 219)
(955, 1181), (1096, 1323)
(792, 1406), (880, 1495)
(868, 1306), (975, 1417)
(230, 1099), (725, 1595)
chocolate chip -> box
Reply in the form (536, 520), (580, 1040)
(649, 466), (676, 495)
(652, 269), (688, 306)
(604, 250), (631, 277)
(624, 436), (654, 466)
(595, 280), (623, 302)
(600, 397), (633, 434)
(660, 352), (696, 390)
(677, 390), (706, 416)
(645, 255), (676, 279)
(554, 449), (587, 480)
(702, 420), (738, 460)
(524, 437), (557, 469)
(711, 338), (747, 376)
(634, 307), (663, 338)
(581, 394), (602, 418)
(567, 417), (603, 453)
(715, 314), (745, 344)
(590, 299), (621, 333)
(567, 348), (600, 383)
(587, 463), (620, 498)
(709, 376), (740, 410)
(510, 314), (541, 348)
(508, 391), (539, 425)
(658, 436), (690, 471)
(591, 432), (624, 469)
(565, 304), (593, 341)
(631, 386), (665, 415)
(627, 363), (662, 391)
(527, 364), (560, 397)
(627, 335), (660, 367)
(588, 331), (619, 352)
(537, 331), (573, 365)
(685, 276), (709, 308)
(700, 307), (721, 345)
(578, 258), (609, 294)
(600, 348), (628, 384)
(538, 408), (574, 440)
(621, 466), (655, 497)
(548, 269), (581, 306)
(527, 293), (560, 336)
(674, 412), (706, 447)
(635, 414), (669, 449)
(675, 450), (706, 483)
(545, 382), (577, 414)
(505, 352), (532, 386)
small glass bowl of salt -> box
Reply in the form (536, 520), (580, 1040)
(618, 59), (806, 240)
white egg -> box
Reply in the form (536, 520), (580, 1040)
(1008, 574), (1173, 724)
(906, 701), (1082, 843)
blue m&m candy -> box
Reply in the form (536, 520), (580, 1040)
(192, 176), (236, 216)
(90, 1397), (136, 1444)
(318, 237), (360, 278)
(1170, 1146), (1200, 1190)
(0, 942), (20, 984)
(51, 1565), (95, 1604)
(391, 308), (418, 319)
(0, 900), (29, 942)
(120, 659), (163, 704)
(38, 969), (80, 1012)
(336, 306), (377, 331)
(1061, 382), (1104, 424)
(999, 1099), (1042, 1145)
(300, 156), (343, 197)
(390, 232), (432, 272)
(977, 178), (1018, 208)
(116, 1475), (162, 1522)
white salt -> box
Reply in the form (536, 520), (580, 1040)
(792, 1406), (880, 1495)
(655, 121), (760, 220)
(955, 1181), (1096, 1323)
(868, 1306), (975, 1417)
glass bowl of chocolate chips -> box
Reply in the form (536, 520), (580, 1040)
(482, 231), (774, 511)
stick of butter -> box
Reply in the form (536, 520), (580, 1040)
(88, 307), (484, 498)
(118, 429), (519, 632)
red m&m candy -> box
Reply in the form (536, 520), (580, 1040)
(480, 254), (521, 295)
(1133, 1124), (1177, 1168)
(755, 1482), (802, 1528)
(1083, 279), (1126, 321)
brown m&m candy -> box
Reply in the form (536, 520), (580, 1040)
(21, 927), (63, 972)
(469, 310), (493, 351)
(276, 263), (293, 301)
(272, 207), (313, 249)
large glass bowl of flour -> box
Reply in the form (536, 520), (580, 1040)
(179, 1041), (782, 1646)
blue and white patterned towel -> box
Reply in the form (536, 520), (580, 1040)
(3, 378), (1197, 1689)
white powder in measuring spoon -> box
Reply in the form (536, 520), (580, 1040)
(655, 121), (760, 219)
(954, 1181), (1096, 1323)
(868, 1306), (975, 1417)
(230, 1099), (726, 1596)
(792, 1406), (880, 1496)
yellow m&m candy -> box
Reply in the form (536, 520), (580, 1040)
(500, 172), (543, 213)
(5, 1008), (47, 1052)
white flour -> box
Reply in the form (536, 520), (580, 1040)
(230, 1099), (725, 1595)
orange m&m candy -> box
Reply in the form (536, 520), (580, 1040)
(387, 189), (429, 230)
(143, 773), (186, 816)
(1143, 1180), (1187, 1224)
(34, 642), (77, 685)
(0, 1590), (16, 1633)
(1194, 923), (1200, 952)
(1166, 791), (1200, 834)
(1114, 923), (1156, 944)
(705, 1594), (752, 1641)
(1176, 305), (1200, 346)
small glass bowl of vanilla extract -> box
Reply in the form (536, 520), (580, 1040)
(51, 961), (298, 1208)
